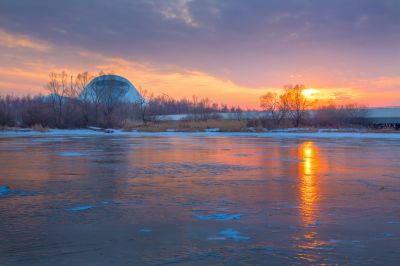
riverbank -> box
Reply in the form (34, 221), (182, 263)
(1, 127), (400, 139)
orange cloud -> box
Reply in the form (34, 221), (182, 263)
(0, 29), (52, 51)
(0, 39), (399, 108)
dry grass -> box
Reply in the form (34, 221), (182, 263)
(366, 128), (399, 133)
(32, 124), (49, 132)
(121, 120), (141, 132)
(137, 119), (248, 132)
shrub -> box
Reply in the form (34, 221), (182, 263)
(32, 124), (49, 132)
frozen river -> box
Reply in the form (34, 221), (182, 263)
(1, 134), (400, 265)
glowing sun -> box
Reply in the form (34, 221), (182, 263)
(303, 88), (318, 99)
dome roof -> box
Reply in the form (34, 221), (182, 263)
(80, 75), (142, 103)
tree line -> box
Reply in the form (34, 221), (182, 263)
(0, 71), (369, 129)
(257, 85), (368, 128)
(0, 71), (243, 129)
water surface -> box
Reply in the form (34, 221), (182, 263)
(1, 135), (400, 265)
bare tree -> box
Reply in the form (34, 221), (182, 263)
(46, 72), (69, 127)
(101, 78), (129, 127)
(75, 72), (94, 124)
(282, 84), (313, 127)
(259, 91), (287, 125)
(75, 72), (93, 97)
(136, 87), (152, 125)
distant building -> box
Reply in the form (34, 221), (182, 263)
(364, 107), (400, 129)
(80, 75), (143, 103)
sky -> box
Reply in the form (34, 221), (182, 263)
(0, 0), (399, 108)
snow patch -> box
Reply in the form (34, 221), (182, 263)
(205, 128), (220, 132)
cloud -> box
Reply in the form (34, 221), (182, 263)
(78, 50), (265, 107)
(354, 76), (400, 92)
(157, 0), (198, 27)
(0, 29), (52, 51)
(0, 0), (400, 107)
(2, 41), (400, 108)
(0, 45), (265, 108)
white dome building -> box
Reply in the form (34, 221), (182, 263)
(80, 75), (143, 103)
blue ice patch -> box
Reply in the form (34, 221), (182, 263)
(69, 205), (96, 211)
(219, 229), (250, 241)
(0, 186), (35, 197)
(0, 186), (10, 196)
(17, 191), (36, 196)
(59, 152), (85, 157)
(307, 220), (321, 227)
(193, 213), (242, 221)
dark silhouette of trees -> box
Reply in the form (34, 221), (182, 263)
(283, 84), (314, 127)
(259, 84), (314, 127)
(1, 71), (243, 129)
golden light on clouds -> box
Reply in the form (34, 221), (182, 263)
(0, 29), (399, 108)
(0, 29), (52, 52)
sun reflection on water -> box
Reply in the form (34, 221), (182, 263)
(299, 141), (319, 226)
(295, 141), (331, 262)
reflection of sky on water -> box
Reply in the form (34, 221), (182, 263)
(0, 136), (400, 264)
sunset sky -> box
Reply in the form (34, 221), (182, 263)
(0, 0), (399, 108)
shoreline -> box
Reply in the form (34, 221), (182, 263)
(1, 128), (400, 139)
